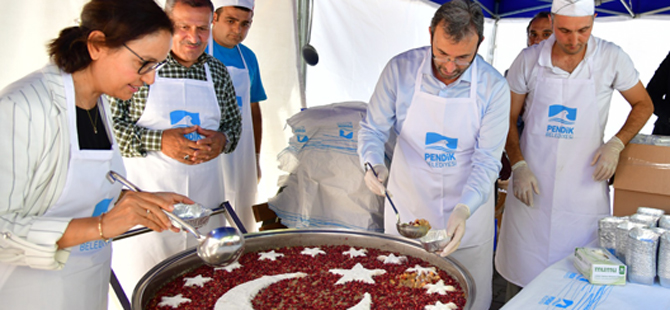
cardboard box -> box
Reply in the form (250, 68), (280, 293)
(613, 142), (670, 216)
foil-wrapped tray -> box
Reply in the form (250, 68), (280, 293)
(170, 203), (212, 229)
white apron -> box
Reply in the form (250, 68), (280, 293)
(113, 64), (226, 297)
(496, 54), (609, 287)
(210, 44), (258, 232)
(0, 72), (124, 310)
(385, 52), (494, 310)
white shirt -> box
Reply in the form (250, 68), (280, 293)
(507, 34), (639, 133)
(358, 46), (510, 213)
(0, 64), (91, 270)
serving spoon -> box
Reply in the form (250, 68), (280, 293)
(365, 163), (429, 239)
(106, 170), (244, 267)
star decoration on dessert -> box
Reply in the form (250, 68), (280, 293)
(342, 247), (367, 258)
(424, 301), (458, 310)
(406, 265), (437, 277)
(214, 261), (242, 272)
(301, 247), (326, 257)
(376, 253), (407, 264)
(158, 294), (192, 308)
(424, 280), (456, 295)
(183, 275), (212, 287)
(329, 263), (387, 285)
(258, 250), (285, 261)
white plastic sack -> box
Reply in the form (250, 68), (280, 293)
(269, 101), (385, 231)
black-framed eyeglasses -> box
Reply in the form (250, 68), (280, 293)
(122, 43), (167, 75)
(431, 50), (472, 67)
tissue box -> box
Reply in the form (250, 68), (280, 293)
(574, 247), (627, 285)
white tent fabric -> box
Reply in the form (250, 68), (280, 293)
(305, 0), (670, 141)
(2, 0), (670, 220)
(1, 2), (670, 308)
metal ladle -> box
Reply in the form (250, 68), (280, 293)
(106, 171), (244, 267)
(365, 163), (429, 239)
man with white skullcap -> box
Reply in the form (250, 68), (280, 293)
(209, 0), (267, 232)
(496, 0), (653, 299)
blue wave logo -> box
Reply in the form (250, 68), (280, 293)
(170, 110), (201, 127)
(425, 132), (458, 152)
(92, 198), (113, 217)
(339, 129), (353, 139)
(170, 110), (203, 141)
(548, 105), (577, 125)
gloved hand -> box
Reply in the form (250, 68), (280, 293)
(364, 163), (388, 196)
(591, 136), (625, 182)
(512, 160), (540, 207)
(440, 203), (470, 257)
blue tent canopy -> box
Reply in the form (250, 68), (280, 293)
(429, 0), (670, 19)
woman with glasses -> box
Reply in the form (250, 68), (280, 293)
(0, 1), (193, 309)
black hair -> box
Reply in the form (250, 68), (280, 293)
(48, 0), (173, 73)
(526, 11), (551, 35)
(430, 0), (484, 44)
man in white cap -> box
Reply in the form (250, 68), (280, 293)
(209, 0), (267, 232)
(495, 0), (653, 299)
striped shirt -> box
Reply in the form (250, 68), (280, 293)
(110, 53), (242, 157)
(0, 64), (82, 270)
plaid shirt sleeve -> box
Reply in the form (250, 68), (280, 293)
(207, 56), (242, 153)
(110, 86), (163, 157)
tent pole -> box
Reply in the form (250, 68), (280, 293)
(297, 0), (309, 109)
(486, 18), (500, 66)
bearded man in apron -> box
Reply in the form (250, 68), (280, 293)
(495, 0), (654, 300)
(209, 0), (268, 232)
(110, 0), (242, 298)
(358, 1), (510, 309)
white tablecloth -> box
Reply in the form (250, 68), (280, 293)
(501, 253), (670, 310)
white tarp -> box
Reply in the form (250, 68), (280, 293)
(3, 0), (670, 210)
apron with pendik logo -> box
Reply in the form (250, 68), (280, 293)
(385, 51), (493, 248)
(0, 71), (124, 310)
(496, 52), (610, 287)
(208, 43), (258, 232)
(384, 52), (494, 310)
(114, 63), (225, 297)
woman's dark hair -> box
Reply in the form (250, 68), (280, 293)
(48, 0), (174, 73)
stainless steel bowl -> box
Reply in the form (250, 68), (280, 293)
(420, 229), (452, 253)
(132, 229), (475, 309)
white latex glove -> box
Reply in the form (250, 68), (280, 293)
(440, 203), (470, 257)
(591, 136), (625, 182)
(364, 163), (388, 196)
(512, 160), (540, 207)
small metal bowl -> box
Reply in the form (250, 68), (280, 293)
(171, 203), (212, 229)
(397, 222), (430, 239)
(419, 229), (452, 253)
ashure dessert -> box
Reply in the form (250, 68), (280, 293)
(409, 219), (432, 230)
(149, 245), (465, 310)
(398, 218), (432, 230)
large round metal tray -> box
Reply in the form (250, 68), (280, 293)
(133, 229), (475, 309)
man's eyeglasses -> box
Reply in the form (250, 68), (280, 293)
(431, 51), (472, 67)
(123, 43), (167, 75)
